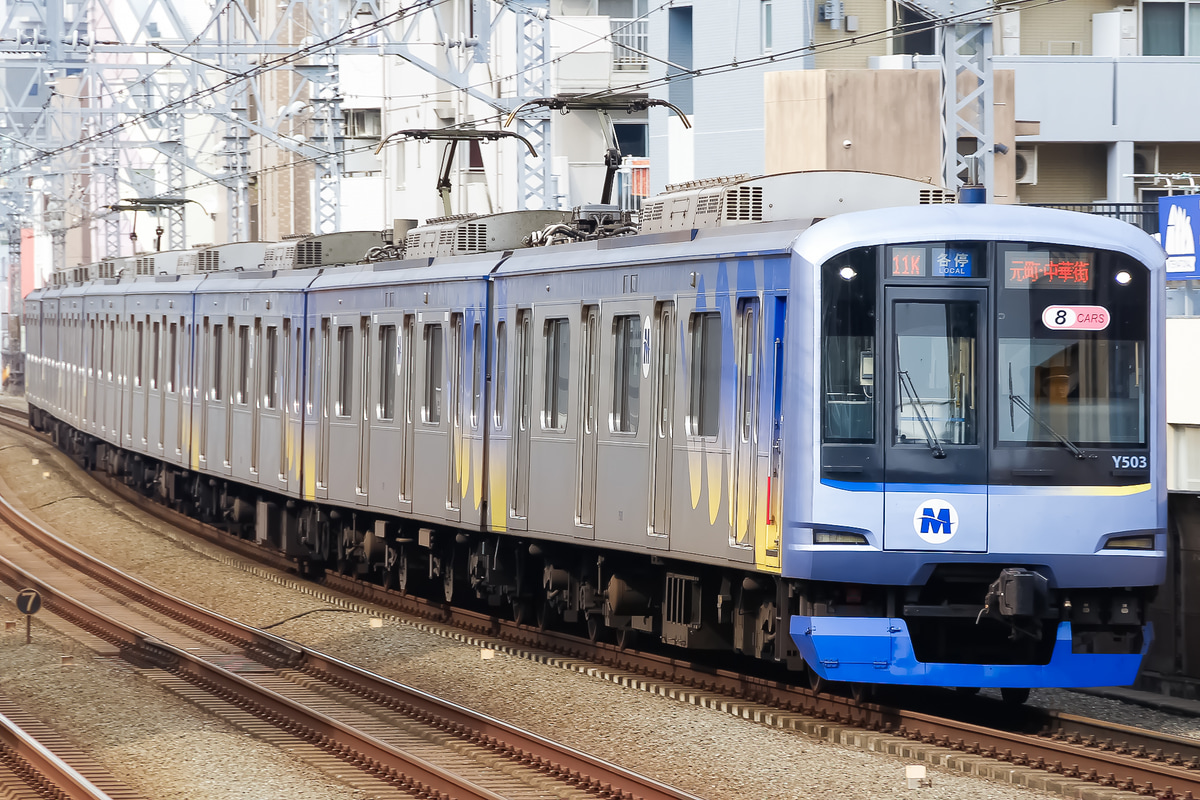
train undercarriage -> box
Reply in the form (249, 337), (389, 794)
(33, 407), (1152, 697)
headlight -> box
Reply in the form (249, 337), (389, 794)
(813, 530), (869, 545)
(1102, 534), (1155, 550)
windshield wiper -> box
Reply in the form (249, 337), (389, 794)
(1007, 364), (1092, 460)
(897, 369), (946, 459)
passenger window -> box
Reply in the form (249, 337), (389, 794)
(820, 247), (877, 443)
(493, 321), (507, 428)
(612, 315), (640, 434)
(688, 312), (722, 437)
(379, 324), (397, 420)
(542, 318), (570, 430)
(265, 326), (278, 409)
(150, 321), (160, 389)
(471, 322), (481, 428)
(135, 320), (144, 387)
(424, 323), (443, 424)
(212, 324), (224, 401)
(237, 325), (250, 405)
(336, 325), (353, 417)
(167, 322), (177, 393)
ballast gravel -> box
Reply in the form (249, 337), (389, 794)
(0, 416), (1169, 800)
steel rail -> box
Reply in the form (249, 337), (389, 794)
(0, 410), (703, 800)
(0, 711), (117, 800)
(5, 404), (1198, 797)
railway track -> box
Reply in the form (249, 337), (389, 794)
(0, 694), (138, 800)
(1, 400), (1197, 799)
(0, 403), (701, 800)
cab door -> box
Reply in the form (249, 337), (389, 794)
(882, 287), (988, 552)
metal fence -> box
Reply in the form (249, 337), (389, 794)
(1028, 202), (1159, 235)
(614, 157), (650, 213)
(611, 18), (649, 70)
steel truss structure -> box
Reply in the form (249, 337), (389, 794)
(0, 0), (554, 274)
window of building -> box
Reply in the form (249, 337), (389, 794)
(612, 315), (641, 433)
(761, 0), (773, 52)
(424, 323), (443, 424)
(336, 325), (353, 417)
(343, 108), (382, 138)
(542, 318), (570, 430)
(688, 312), (722, 436)
(1143, 2), (1200, 55)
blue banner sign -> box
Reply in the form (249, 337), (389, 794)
(1160, 195), (1200, 280)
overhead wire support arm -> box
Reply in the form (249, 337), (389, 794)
(504, 96), (691, 205)
(375, 129), (540, 217)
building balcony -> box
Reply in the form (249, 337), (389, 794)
(611, 18), (648, 71)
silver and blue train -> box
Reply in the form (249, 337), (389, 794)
(23, 170), (1167, 695)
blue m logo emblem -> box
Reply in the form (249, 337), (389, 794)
(920, 507), (952, 535)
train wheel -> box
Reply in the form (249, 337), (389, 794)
(1000, 687), (1030, 705)
(535, 601), (556, 632)
(849, 683), (873, 704)
(511, 599), (530, 626)
(807, 667), (826, 695)
(442, 559), (455, 603)
(586, 614), (604, 643)
(615, 626), (637, 651)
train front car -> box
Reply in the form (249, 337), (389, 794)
(789, 204), (1165, 692)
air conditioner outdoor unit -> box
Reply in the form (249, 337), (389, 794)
(1134, 145), (1159, 176)
(1015, 146), (1038, 185)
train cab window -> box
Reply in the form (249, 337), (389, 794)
(237, 325), (250, 405)
(212, 324), (224, 400)
(612, 314), (641, 434)
(542, 318), (570, 431)
(379, 324), (397, 420)
(893, 301), (978, 446)
(424, 323), (444, 424)
(688, 312), (722, 437)
(821, 247), (877, 443)
(494, 321), (507, 428)
(997, 245), (1149, 447)
(336, 325), (353, 417)
(265, 326), (279, 409)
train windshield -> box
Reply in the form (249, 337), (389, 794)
(996, 244), (1148, 448)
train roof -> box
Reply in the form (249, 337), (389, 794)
(794, 203), (1167, 270)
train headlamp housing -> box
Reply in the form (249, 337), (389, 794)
(813, 530), (869, 546)
(1102, 534), (1155, 551)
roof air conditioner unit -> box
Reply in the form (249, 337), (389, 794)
(1133, 145), (1159, 177)
(1015, 146), (1038, 185)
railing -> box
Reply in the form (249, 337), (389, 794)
(614, 157), (650, 213)
(611, 18), (649, 70)
(1026, 202), (1158, 234)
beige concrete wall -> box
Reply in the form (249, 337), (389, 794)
(812, 4), (889, 69)
(766, 69), (1019, 202)
(1020, 0), (1121, 55)
(1014, 143), (1108, 203)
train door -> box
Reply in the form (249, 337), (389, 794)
(357, 315), (371, 502)
(317, 317), (331, 499)
(649, 301), (676, 541)
(733, 299), (760, 548)
(446, 313), (463, 519)
(366, 315), (401, 509)
(576, 305), (600, 529)
(400, 315), (415, 509)
(882, 286), (988, 552)
(510, 309), (532, 530)
(762, 297), (787, 569)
